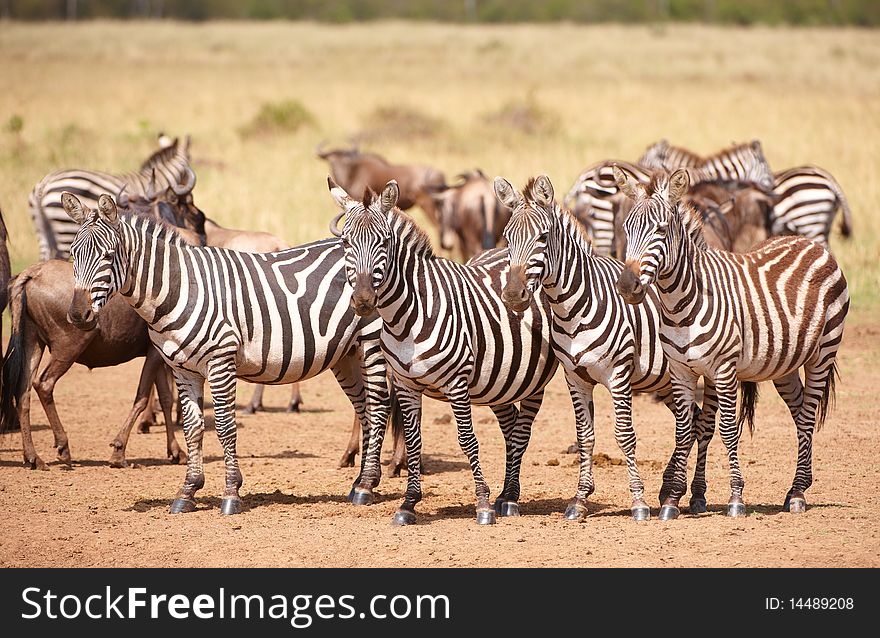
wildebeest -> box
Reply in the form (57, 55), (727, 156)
(0, 260), (185, 469)
(1, 207), (9, 338)
(429, 169), (512, 261)
(317, 143), (446, 226)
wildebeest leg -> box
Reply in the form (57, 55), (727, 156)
(136, 386), (157, 433)
(287, 382), (302, 412)
(240, 384), (265, 415)
(338, 414), (360, 468)
(18, 334), (47, 470)
(32, 354), (76, 466)
(108, 349), (177, 467)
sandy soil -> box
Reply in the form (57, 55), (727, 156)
(1, 326), (878, 568)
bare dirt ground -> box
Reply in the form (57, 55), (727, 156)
(1, 325), (878, 568)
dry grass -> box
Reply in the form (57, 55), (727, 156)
(0, 20), (878, 310)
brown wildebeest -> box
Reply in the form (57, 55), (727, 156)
(316, 144), (446, 226)
(0, 260), (184, 470)
(430, 169), (512, 261)
(1, 207), (9, 339)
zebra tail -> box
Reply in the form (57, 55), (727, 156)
(737, 381), (760, 436)
(829, 175), (853, 238)
(816, 361), (839, 431)
(1, 275), (29, 435)
(387, 385), (404, 448)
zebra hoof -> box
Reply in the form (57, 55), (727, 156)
(658, 504), (680, 521)
(727, 502), (746, 518)
(499, 501), (520, 517)
(689, 497), (708, 514)
(493, 497), (505, 514)
(220, 498), (243, 515)
(169, 498), (196, 514)
(786, 497), (807, 514)
(564, 501), (588, 521)
(632, 505), (651, 521)
(476, 509), (496, 525)
(349, 488), (373, 506)
(391, 510), (416, 526)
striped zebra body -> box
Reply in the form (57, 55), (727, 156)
(614, 167), (849, 519)
(30, 140), (191, 260)
(771, 165), (852, 246)
(329, 179), (558, 525)
(63, 193), (392, 514)
(496, 175), (714, 519)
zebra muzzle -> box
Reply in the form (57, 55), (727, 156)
(350, 273), (377, 317)
(67, 288), (97, 331)
(502, 266), (531, 313)
(616, 265), (646, 305)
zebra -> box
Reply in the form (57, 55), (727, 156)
(61, 191), (394, 515)
(327, 178), (558, 526)
(495, 175), (714, 520)
(614, 166), (849, 519)
(640, 140), (853, 246)
(770, 165), (852, 246)
(30, 137), (192, 260)
(566, 141), (774, 257)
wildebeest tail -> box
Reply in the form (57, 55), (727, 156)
(1, 274), (31, 435)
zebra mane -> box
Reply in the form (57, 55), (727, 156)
(138, 139), (183, 175)
(703, 140), (756, 162)
(122, 210), (188, 246)
(521, 182), (594, 255)
(388, 208), (434, 258)
(677, 202), (709, 250)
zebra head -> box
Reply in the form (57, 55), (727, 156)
(614, 166), (690, 305)
(638, 139), (670, 170)
(62, 192), (126, 330)
(328, 177), (398, 317)
(741, 140), (774, 191)
(495, 175), (552, 313)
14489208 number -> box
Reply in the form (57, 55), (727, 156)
(790, 598), (854, 610)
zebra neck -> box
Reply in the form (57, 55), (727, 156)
(118, 217), (185, 321)
(542, 211), (594, 305)
(654, 226), (705, 320)
(373, 233), (431, 331)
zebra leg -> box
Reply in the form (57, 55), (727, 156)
(660, 374), (699, 520)
(391, 384), (423, 526)
(563, 376), (596, 522)
(609, 379), (651, 521)
(493, 391), (542, 516)
(689, 378), (718, 514)
(241, 384), (265, 415)
(447, 379), (495, 525)
(773, 372), (807, 512)
(169, 371), (207, 514)
(490, 403), (520, 516)
(715, 367), (746, 517)
(288, 382), (302, 413)
(208, 362), (244, 515)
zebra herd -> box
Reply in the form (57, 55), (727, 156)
(1, 135), (851, 525)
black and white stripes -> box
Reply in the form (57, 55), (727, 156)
(62, 191), (394, 514)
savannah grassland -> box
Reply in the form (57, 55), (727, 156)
(1, 22), (879, 568)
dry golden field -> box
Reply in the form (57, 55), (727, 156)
(1, 21), (878, 309)
(1, 21), (879, 568)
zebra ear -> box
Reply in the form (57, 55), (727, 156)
(380, 180), (399, 214)
(493, 177), (519, 210)
(327, 176), (351, 209)
(668, 169), (690, 203)
(61, 192), (88, 225)
(612, 165), (644, 201)
(532, 175), (555, 207)
(97, 194), (119, 225)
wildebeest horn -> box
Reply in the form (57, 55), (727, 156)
(116, 184), (129, 208)
(329, 210), (345, 237)
(171, 166), (196, 196)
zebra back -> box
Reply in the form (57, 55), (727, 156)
(772, 165), (852, 244)
(30, 138), (192, 260)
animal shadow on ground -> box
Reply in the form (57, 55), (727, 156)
(125, 488), (406, 513)
(427, 497), (614, 522)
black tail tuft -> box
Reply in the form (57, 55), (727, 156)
(816, 362), (839, 430)
(737, 381), (760, 436)
(1, 284), (26, 435)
